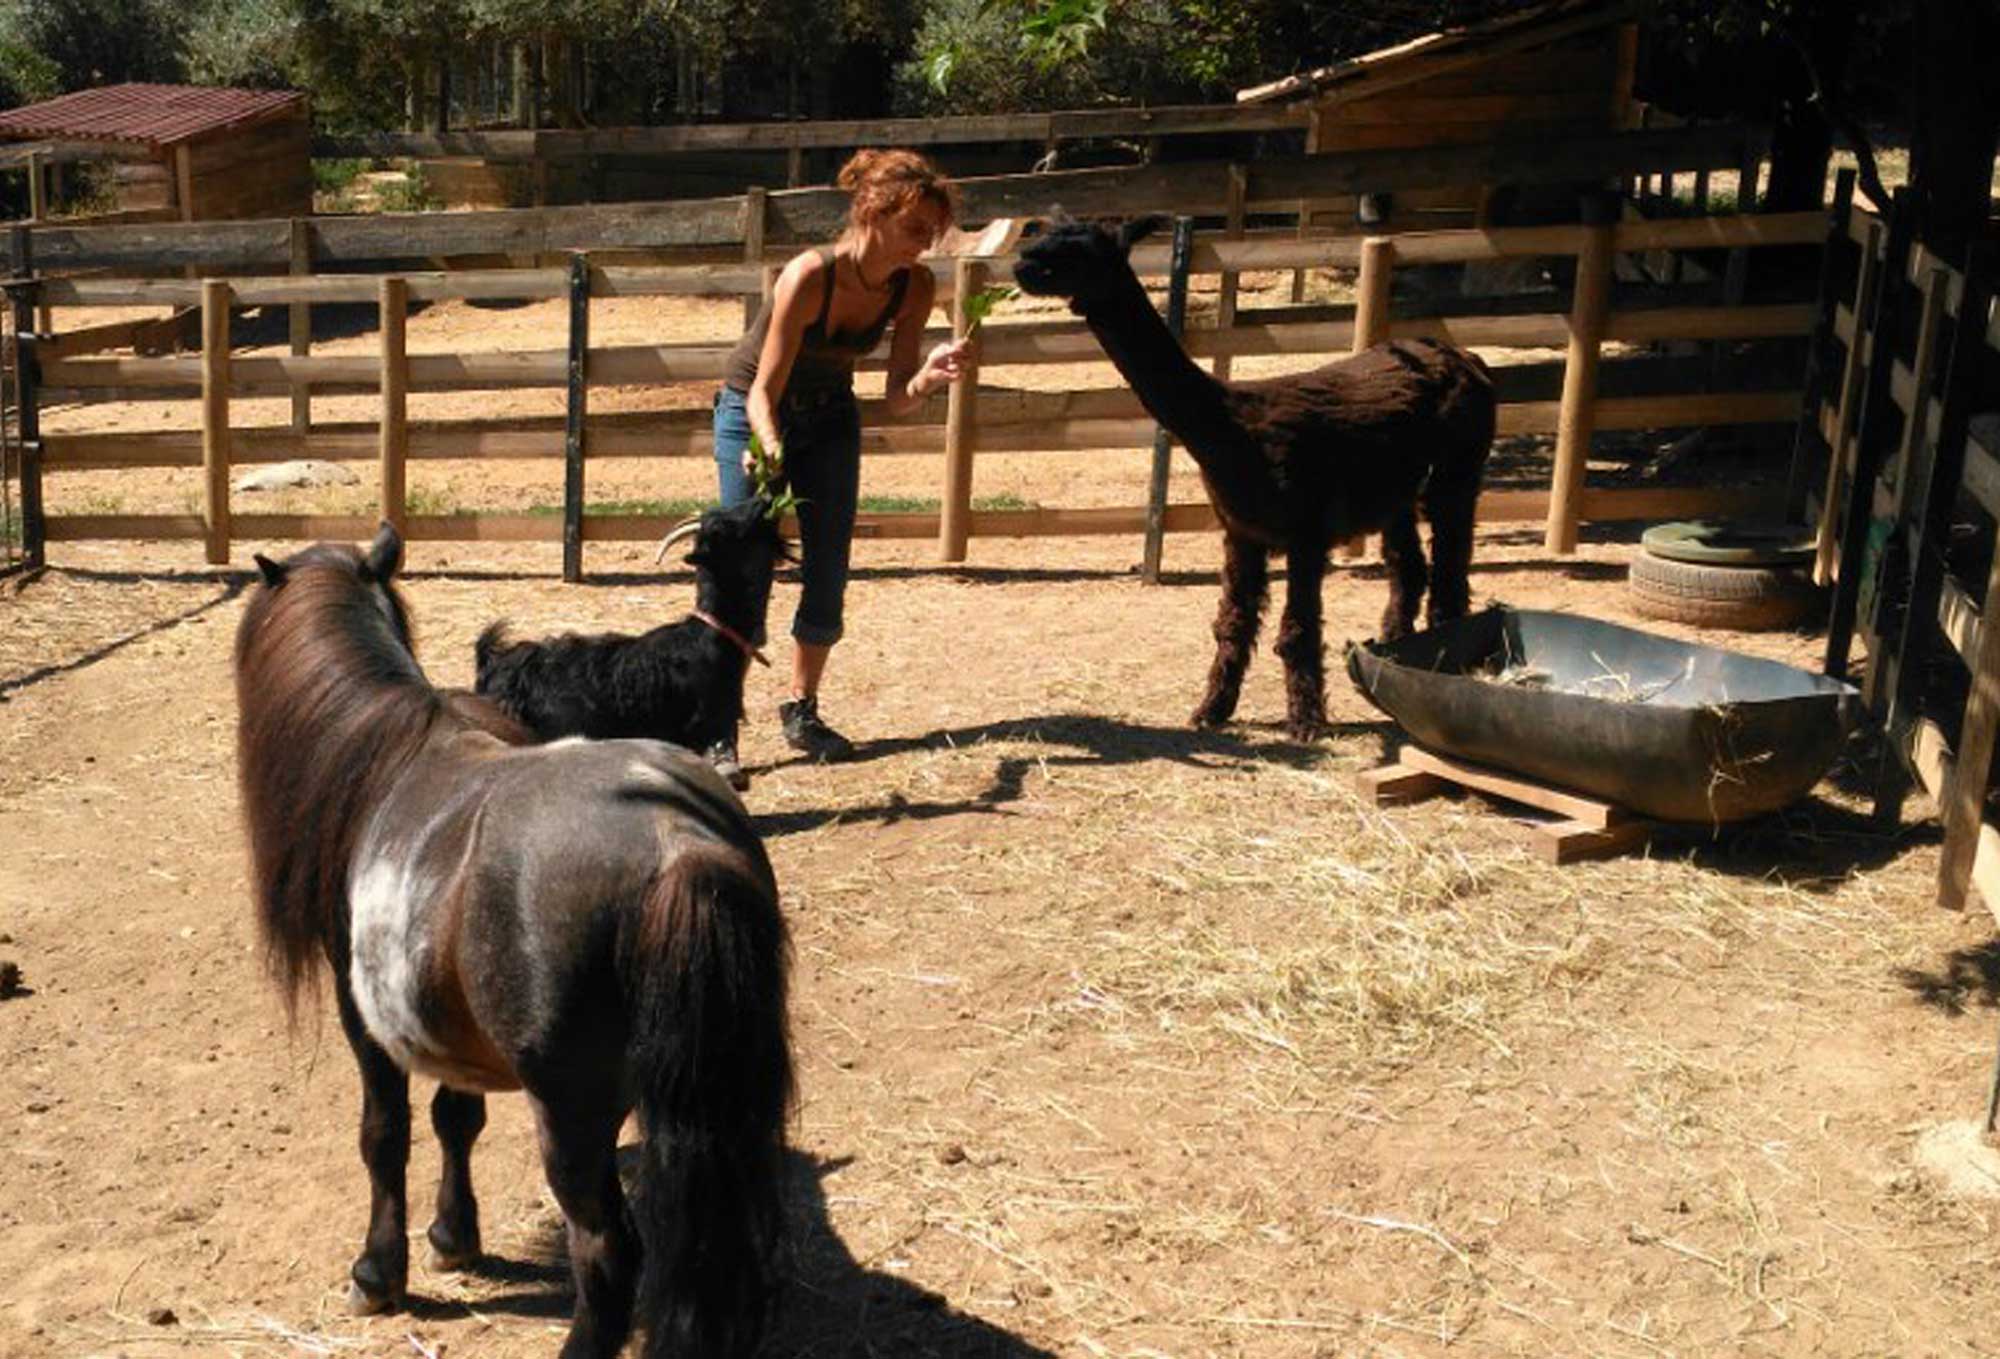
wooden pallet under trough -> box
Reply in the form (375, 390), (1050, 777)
(1358, 745), (1662, 864)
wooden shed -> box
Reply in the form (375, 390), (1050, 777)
(0, 83), (311, 224)
(1236, 0), (1645, 231)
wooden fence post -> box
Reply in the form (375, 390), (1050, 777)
(1213, 164), (1246, 381)
(200, 279), (232, 565)
(1825, 193), (1917, 680)
(1814, 217), (1886, 585)
(742, 187), (767, 329)
(379, 276), (408, 536)
(26, 151), (49, 335)
(1885, 244), (1994, 834)
(289, 218), (313, 444)
(1338, 234), (1398, 561)
(563, 251), (589, 583)
(1941, 252), (2000, 907)
(10, 226), (43, 570)
(1782, 168), (1855, 519)
(940, 254), (984, 562)
(1858, 260), (1949, 716)
(1353, 236), (1394, 352)
(1141, 216), (1196, 583)
(1291, 105), (1328, 303)
(1545, 193), (1618, 555)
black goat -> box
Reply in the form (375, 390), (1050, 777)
(474, 497), (789, 788)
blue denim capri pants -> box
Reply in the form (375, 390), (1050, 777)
(712, 384), (860, 647)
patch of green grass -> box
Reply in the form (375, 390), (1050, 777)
(375, 165), (441, 214)
(514, 493), (1039, 517)
(857, 492), (1037, 513)
(403, 485), (464, 516)
(313, 157), (368, 194)
(525, 497), (715, 518)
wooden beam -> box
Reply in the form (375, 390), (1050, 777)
(32, 126), (1758, 270)
(1142, 217), (1195, 582)
(940, 255), (984, 562)
(379, 277), (408, 533)
(290, 218), (312, 438)
(200, 279), (231, 564)
(1547, 201), (1616, 554)
(562, 252), (588, 582)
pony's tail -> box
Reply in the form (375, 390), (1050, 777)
(625, 845), (793, 1359)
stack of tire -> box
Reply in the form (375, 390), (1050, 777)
(1627, 520), (1823, 631)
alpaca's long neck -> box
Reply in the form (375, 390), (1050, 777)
(1079, 270), (1235, 461)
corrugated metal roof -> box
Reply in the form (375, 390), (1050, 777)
(1236, 0), (1646, 105)
(0, 84), (304, 148)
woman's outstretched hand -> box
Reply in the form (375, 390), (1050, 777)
(913, 339), (972, 397)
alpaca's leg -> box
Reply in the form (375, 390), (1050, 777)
(1191, 534), (1268, 729)
(1422, 472), (1479, 626)
(1274, 542), (1329, 740)
(1376, 509), (1428, 640)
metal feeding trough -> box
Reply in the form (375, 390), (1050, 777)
(1345, 607), (1864, 824)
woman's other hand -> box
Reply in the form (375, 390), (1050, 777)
(912, 339), (971, 398)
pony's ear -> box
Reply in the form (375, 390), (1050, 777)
(1116, 215), (1168, 251)
(253, 553), (287, 588)
(364, 521), (404, 582)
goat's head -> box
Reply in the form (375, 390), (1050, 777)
(664, 496), (793, 625)
(1012, 216), (1161, 312)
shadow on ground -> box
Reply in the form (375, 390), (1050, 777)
(750, 710), (1389, 838)
(406, 1149), (1057, 1355)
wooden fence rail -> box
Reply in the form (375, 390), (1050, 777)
(21, 196), (1827, 578)
(19, 125), (1757, 271)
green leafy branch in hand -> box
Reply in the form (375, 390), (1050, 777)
(747, 432), (801, 521)
(962, 284), (1018, 338)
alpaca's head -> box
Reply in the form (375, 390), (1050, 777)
(1012, 217), (1160, 312)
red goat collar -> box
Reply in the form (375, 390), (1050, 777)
(693, 610), (771, 667)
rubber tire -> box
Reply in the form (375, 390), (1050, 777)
(1639, 519), (1816, 568)
(1627, 549), (1821, 631)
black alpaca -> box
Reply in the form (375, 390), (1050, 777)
(1014, 219), (1496, 739)
(476, 497), (789, 784)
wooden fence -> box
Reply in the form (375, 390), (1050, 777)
(19, 204), (1824, 577)
(6, 122), (1825, 579)
(1795, 178), (2000, 915)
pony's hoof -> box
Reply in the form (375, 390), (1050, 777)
(427, 1221), (482, 1273)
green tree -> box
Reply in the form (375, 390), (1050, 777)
(0, 0), (188, 93)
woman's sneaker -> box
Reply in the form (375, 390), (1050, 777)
(704, 739), (750, 791)
(778, 696), (855, 763)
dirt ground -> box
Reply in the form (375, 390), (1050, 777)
(7, 288), (2000, 1358)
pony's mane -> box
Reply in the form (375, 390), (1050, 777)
(234, 549), (445, 1019)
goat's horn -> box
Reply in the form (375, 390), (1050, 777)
(651, 515), (703, 565)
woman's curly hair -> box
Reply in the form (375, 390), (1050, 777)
(837, 148), (958, 244)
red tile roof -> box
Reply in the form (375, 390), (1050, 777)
(0, 84), (304, 148)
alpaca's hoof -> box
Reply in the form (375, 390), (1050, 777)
(347, 1278), (401, 1317)
(348, 1257), (405, 1315)
(1190, 706), (1232, 730)
(427, 1220), (482, 1273)
(1286, 719), (1324, 743)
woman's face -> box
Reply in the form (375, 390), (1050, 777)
(874, 201), (950, 265)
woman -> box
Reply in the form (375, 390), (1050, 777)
(709, 148), (971, 786)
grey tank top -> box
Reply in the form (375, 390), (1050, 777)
(724, 247), (911, 397)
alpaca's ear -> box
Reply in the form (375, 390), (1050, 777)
(364, 520), (404, 582)
(253, 554), (287, 588)
(1116, 215), (1167, 251)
